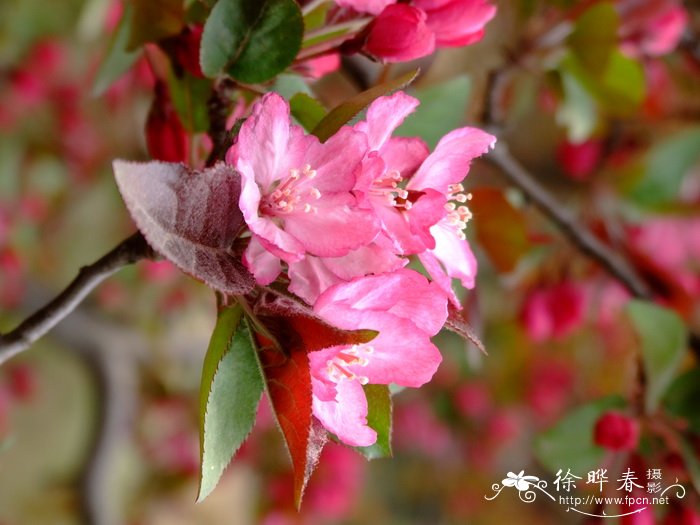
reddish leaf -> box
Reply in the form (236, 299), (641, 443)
(469, 187), (531, 273)
(258, 346), (327, 507)
(252, 292), (376, 504)
(113, 161), (255, 294)
(445, 303), (487, 355)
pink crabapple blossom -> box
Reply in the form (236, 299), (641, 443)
(233, 92), (379, 282)
(309, 269), (447, 446)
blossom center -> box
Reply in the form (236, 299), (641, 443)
(444, 183), (472, 240)
(371, 170), (413, 210)
(261, 164), (322, 216)
(326, 344), (374, 385)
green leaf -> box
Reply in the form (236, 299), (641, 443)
(198, 306), (264, 502)
(311, 69), (419, 143)
(356, 384), (392, 459)
(290, 93), (327, 132)
(677, 433), (700, 495)
(629, 127), (700, 208)
(556, 61), (599, 142)
(664, 367), (700, 434)
(92, 4), (141, 96)
(567, 2), (618, 76)
(168, 71), (212, 132)
(626, 300), (686, 414)
(199, 0), (303, 83)
(396, 75), (471, 149)
(127, 0), (185, 50)
(303, 1), (329, 31)
(596, 50), (645, 114)
(535, 396), (625, 474)
(271, 73), (314, 98)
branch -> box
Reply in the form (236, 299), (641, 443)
(487, 142), (653, 299)
(0, 232), (154, 365)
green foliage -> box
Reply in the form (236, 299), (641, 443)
(396, 75), (471, 149)
(535, 396), (625, 474)
(198, 306), (264, 502)
(629, 127), (700, 208)
(290, 93), (327, 132)
(311, 69), (419, 143)
(664, 367), (700, 434)
(199, 0), (303, 83)
(626, 300), (686, 414)
(92, 4), (141, 96)
(356, 384), (393, 459)
(567, 2), (618, 77)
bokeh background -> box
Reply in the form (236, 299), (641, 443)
(2, 0), (700, 523)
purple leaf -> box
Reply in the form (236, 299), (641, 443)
(113, 160), (255, 294)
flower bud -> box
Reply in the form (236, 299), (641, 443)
(594, 411), (640, 451)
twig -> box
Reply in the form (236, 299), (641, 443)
(0, 232), (154, 365)
(487, 142), (653, 299)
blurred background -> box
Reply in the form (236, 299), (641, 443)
(1, 0), (700, 523)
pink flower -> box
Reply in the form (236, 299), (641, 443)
(310, 269), (447, 446)
(362, 0), (496, 62)
(335, 0), (395, 15)
(556, 138), (603, 181)
(594, 411), (640, 451)
(520, 281), (588, 342)
(354, 92), (495, 305)
(234, 93), (380, 283)
(618, 0), (688, 57)
(364, 5), (435, 62)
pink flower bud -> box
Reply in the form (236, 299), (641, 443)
(556, 139), (603, 181)
(364, 4), (435, 62)
(146, 82), (190, 163)
(593, 411), (640, 451)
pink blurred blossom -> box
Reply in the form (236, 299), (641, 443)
(394, 397), (454, 457)
(618, 0), (688, 57)
(454, 381), (491, 419)
(594, 411), (640, 451)
(520, 281), (588, 342)
(556, 138), (603, 180)
(526, 361), (574, 423)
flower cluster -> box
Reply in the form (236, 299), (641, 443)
(230, 92), (495, 445)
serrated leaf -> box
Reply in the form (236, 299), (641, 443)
(290, 93), (327, 132)
(444, 304), (487, 355)
(626, 300), (686, 413)
(200, 0), (303, 83)
(258, 345), (327, 507)
(198, 307), (263, 501)
(92, 4), (140, 96)
(535, 396), (625, 474)
(356, 384), (392, 459)
(469, 187), (531, 273)
(311, 69), (419, 143)
(396, 75), (471, 149)
(113, 160), (255, 294)
(127, 0), (185, 50)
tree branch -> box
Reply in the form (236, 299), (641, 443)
(0, 232), (154, 365)
(487, 142), (653, 299)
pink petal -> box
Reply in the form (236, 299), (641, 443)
(428, 220), (478, 289)
(417, 250), (461, 306)
(243, 236), (282, 285)
(284, 193), (380, 257)
(334, 0), (396, 15)
(364, 4), (436, 63)
(289, 257), (344, 305)
(356, 92), (421, 151)
(417, 0), (496, 47)
(236, 92), (293, 190)
(379, 136), (430, 178)
(408, 127), (496, 192)
(311, 378), (377, 447)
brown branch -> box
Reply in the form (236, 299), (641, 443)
(0, 232), (154, 365)
(487, 142), (653, 298)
